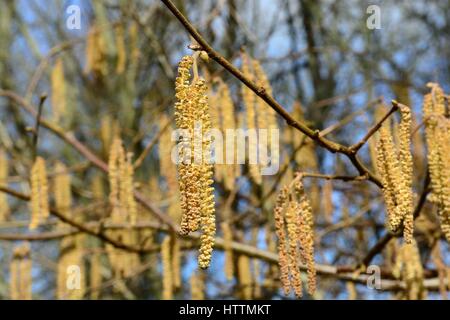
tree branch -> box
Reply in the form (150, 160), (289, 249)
(159, 0), (382, 188)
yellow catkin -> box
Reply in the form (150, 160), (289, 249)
(174, 56), (216, 268)
(175, 56), (201, 234)
(347, 282), (357, 300)
(161, 236), (173, 300)
(376, 125), (408, 234)
(222, 222), (234, 281)
(423, 84), (450, 242)
(274, 175), (317, 298)
(129, 21), (140, 66)
(108, 138), (123, 210)
(431, 242), (448, 299)
(115, 24), (126, 74)
(252, 58), (278, 168)
(29, 157), (49, 230)
(285, 201), (303, 297)
(54, 162), (72, 216)
(100, 115), (112, 157)
(57, 236), (85, 299)
(90, 252), (102, 300)
(274, 186), (291, 295)
(51, 57), (66, 123)
(196, 79), (216, 269)
(393, 240), (426, 299)
(85, 25), (107, 76)
(295, 178), (316, 296)
(217, 82), (238, 190)
(398, 104), (414, 243)
(238, 254), (252, 299)
(190, 273), (205, 300)
(241, 53), (261, 185)
(172, 237), (181, 289)
(108, 138), (137, 224)
(121, 152), (138, 225)
(0, 149), (9, 221)
(10, 243), (32, 300)
(91, 175), (104, 200)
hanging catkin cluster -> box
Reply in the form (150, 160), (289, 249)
(393, 240), (426, 300)
(375, 104), (414, 242)
(108, 138), (138, 225)
(241, 53), (279, 185)
(237, 254), (252, 299)
(57, 236), (85, 299)
(105, 196), (140, 280)
(210, 81), (239, 191)
(29, 157), (49, 230)
(106, 138), (140, 277)
(423, 83), (450, 242)
(0, 149), (9, 222)
(174, 55), (216, 269)
(85, 25), (107, 76)
(53, 163), (85, 299)
(274, 173), (316, 297)
(10, 243), (32, 300)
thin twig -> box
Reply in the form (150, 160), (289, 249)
(133, 117), (172, 169)
(349, 100), (399, 152)
(32, 93), (47, 159)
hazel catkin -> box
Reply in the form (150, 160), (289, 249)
(423, 84), (450, 242)
(29, 157), (49, 230)
(174, 56), (216, 269)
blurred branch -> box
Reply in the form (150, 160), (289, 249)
(133, 116), (172, 169)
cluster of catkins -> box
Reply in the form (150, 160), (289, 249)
(108, 137), (138, 225)
(393, 240), (426, 300)
(423, 83), (450, 242)
(375, 103), (414, 243)
(209, 81), (239, 191)
(274, 173), (316, 297)
(174, 55), (216, 269)
(241, 52), (279, 185)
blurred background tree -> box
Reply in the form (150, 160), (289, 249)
(0, 0), (448, 300)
